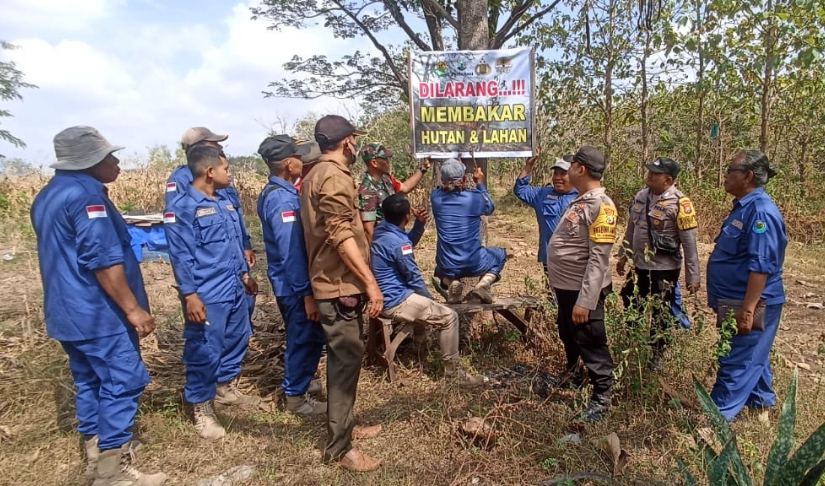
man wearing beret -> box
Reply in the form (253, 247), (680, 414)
(546, 146), (617, 423)
(301, 115), (383, 471)
(617, 157), (700, 372)
(31, 126), (167, 485)
(257, 135), (326, 415)
(431, 159), (507, 304)
(358, 142), (431, 244)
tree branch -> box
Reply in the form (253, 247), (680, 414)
(382, 1), (432, 51)
(497, 0), (563, 48)
(419, 0), (459, 30)
(491, 0), (533, 48)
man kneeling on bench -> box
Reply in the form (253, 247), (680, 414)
(371, 194), (486, 386)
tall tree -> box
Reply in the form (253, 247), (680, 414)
(0, 41), (36, 157)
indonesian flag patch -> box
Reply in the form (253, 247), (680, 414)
(86, 205), (107, 219)
(163, 212), (176, 223)
(166, 182), (177, 193)
(281, 211), (296, 223)
(401, 244), (413, 255)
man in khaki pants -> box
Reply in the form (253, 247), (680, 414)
(300, 115), (384, 472)
(371, 194), (486, 386)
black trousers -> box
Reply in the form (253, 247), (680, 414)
(620, 268), (681, 351)
(554, 287), (614, 395)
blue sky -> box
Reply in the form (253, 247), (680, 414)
(0, 0), (378, 165)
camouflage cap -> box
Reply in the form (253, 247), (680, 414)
(361, 142), (394, 163)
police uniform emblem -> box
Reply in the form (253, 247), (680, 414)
(753, 220), (768, 234)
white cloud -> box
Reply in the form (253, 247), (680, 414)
(0, 1), (373, 164)
(1, 0), (118, 33)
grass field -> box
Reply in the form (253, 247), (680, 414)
(1, 167), (824, 485)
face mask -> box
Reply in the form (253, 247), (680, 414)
(345, 139), (357, 163)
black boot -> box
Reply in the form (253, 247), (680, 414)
(577, 391), (610, 423)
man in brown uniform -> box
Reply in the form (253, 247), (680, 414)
(300, 115), (383, 471)
(617, 157), (700, 371)
(546, 146), (617, 423)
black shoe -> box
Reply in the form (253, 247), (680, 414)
(576, 393), (610, 423)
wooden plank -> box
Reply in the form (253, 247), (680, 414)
(447, 296), (541, 313)
(495, 308), (529, 340)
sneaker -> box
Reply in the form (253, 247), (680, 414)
(465, 285), (493, 304)
(92, 443), (167, 486)
(85, 435), (100, 479)
(307, 379), (323, 396)
(576, 394), (610, 423)
(447, 280), (463, 304)
(193, 400), (226, 440)
(286, 394), (327, 415)
(446, 369), (488, 387)
(335, 448), (381, 472)
(216, 380), (260, 407)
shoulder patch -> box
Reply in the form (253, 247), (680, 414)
(589, 203), (617, 243)
(196, 207), (218, 218)
(282, 211), (296, 223)
(166, 182), (177, 193)
(401, 244), (413, 255)
(677, 197), (698, 230)
(753, 220), (768, 234)
(163, 212), (176, 224)
(86, 205), (107, 219)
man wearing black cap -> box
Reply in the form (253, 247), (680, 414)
(300, 115), (383, 472)
(257, 135), (326, 416)
(546, 146), (617, 423)
(617, 157), (700, 371)
(358, 142), (431, 244)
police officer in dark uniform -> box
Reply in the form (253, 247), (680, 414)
(31, 126), (167, 485)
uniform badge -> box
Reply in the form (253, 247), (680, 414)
(282, 211), (296, 223)
(651, 210), (663, 219)
(226, 204), (235, 211)
(546, 194), (558, 200)
(653, 219), (661, 226)
(753, 220), (768, 234)
(163, 212), (176, 223)
(401, 244), (413, 255)
(166, 182), (177, 193)
(589, 204), (617, 243)
(677, 197), (698, 230)
(196, 207), (217, 218)
(85, 205), (107, 219)
(731, 219), (744, 230)
(633, 203), (642, 212)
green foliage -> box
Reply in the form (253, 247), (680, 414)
(715, 310), (738, 360)
(682, 369), (825, 486)
(1, 41), (37, 155)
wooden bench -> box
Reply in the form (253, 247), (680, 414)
(366, 296), (541, 382)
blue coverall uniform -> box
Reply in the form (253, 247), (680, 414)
(370, 220), (427, 310)
(31, 171), (151, 451)
(167, 166), (255, 317)
(431, 182), (506, 280)
(165, 184), (251, 404)
(256, 176), (324, 397)
(512, 176), (578, 265)
(707, 187), (787, 421)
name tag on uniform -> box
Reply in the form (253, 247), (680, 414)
(86, 205), (107, 219)
(546, 194), (558, 200)
(731, 219), (744, 230)
(282, 211), (296, 223)
(196, 207), (217, 218)
(401, 244), (413, 255)
(166, 182), (177, 193)
(163, 212), (176, 223)
(226, 204), (235, 211)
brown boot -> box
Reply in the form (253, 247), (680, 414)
(215, 380), (260, 407)
(92, 443), (167, 486)
(445, 361), (488, 387)
(336, 448), (381, 472)
(85, 435), (100, 480)
(352, 424), (382, 440)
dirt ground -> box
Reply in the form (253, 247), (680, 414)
(1, 201), (824, 486)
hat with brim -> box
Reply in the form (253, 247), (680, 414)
(551, 158), (571, 171)
(440, 158), (465, 181)
(258, 135), (312, 163)
(645, 157), (680, 177)
(314, 115), (366, 145)
(181, 127), (228, 149)
(297, 140), (321, 164)
(51, 126), (124, 171)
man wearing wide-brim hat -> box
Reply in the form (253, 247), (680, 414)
(30, 126), (167, 485)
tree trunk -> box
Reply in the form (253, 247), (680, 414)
(760, 0), (775, 153)
(602, 0), (616, 169)
(694, 0), (706, 177)
(640, 29), (651, 175)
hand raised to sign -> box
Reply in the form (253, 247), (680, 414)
(473, 166), (485, 184)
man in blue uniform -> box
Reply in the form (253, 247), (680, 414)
(707, 150), (786, 422)
(31, 126), (167, 486)
(431, 158), (507, 304)
(257, 135), (326, 415)
(513, 151), (578, 275)
(372, 194), (486, 386)
(165, 146), (260, 440)
(166, 127), (257, 318)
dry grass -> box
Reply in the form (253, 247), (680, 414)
(1, 168), (825, 485)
